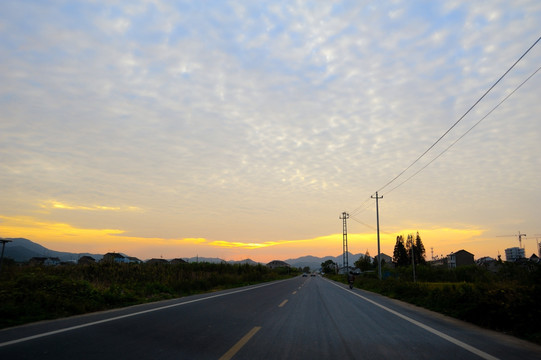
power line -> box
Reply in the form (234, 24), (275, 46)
(383, 63), (541, 196)
(376, 36), (541, 195)
(349, 197), (372, 217)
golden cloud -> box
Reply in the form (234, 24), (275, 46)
(0, 215), (125, 241)
(208, 240), (284, 249)
(40, 200), (141, 212)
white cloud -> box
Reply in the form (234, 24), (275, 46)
(0, 0), (540, 250)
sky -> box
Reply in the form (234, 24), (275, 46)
(1, 1), (540, 263)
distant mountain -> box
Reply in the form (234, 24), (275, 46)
(1, 238), (372, 269)
(285, 252), (366, 271)
(184, 256), (225, 264)
(1, 238), (102, 262)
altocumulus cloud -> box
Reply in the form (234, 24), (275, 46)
(0, 1), (540, 259)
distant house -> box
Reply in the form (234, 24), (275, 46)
(374, 253), (393, 267)
(266, 260), (290, 269)
(29, 257), (60, 266)
(78, 256), (96, 265)
(127, 256), (142, 264)
(101, 252), (129, 264)
(476, 256), (500, 272)
(338, 265), (357, 275)
(447, 250), (475, 268)
(170, 258), (187, 265)
(146, 258), (169, 265)
(428, 257), (448, 267)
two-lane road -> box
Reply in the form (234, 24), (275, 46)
(1, 276), (539, 359)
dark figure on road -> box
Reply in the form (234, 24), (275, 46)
(348, 271), (355, 289)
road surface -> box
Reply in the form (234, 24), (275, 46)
(1, 275), (539, 359)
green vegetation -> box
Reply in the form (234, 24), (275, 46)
(0, 261), (296, 329)
(330, 262), (541, 345)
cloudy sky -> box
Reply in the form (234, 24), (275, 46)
(1, 1), (540, 262)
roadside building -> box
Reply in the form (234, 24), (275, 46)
(266, 260), (290, 269)
(505, 247), (525, 262)
(427, 257), (448, 267)
(29, 257), (61, 266)
(374, 253), (393, 267)
(101, 252), (130, 264)
(447, 250), (475, 268)
(170, 258), (187, 264)
(78, 256), (96, 265)
(146, 258), (169, 264)
(476, 256), (500, 272)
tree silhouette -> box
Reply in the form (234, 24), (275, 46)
(393, 235), (409, 267)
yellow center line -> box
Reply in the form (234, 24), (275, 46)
(278, 299), (288, 307)
(219, 326), (261, 360)
(292, 291), (297, 294)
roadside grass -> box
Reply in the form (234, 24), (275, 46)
(0, 262), (296, 329)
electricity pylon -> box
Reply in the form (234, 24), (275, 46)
(340, 212), (349, 275)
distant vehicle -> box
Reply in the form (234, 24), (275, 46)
(302, 273), (308, 277)
(310, 273), (316, 277)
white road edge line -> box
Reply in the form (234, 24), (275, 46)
(0, 280), (288, 348)
(328, 280), (499, 360)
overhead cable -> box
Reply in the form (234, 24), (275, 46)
(383, 64), (541, 195)
(376, 36), (541, 195)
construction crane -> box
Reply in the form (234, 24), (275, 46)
(497, 231), (527, 249)
(533, 234), (541, 257)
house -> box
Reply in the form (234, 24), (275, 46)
(374, 253), (393, 267)
(476, 256), (500, 272)
(29, 257), (60, 266)
(266, 260), (290, 269)
(146, 258), (169, 265)
(447, 250), (475, 268)
(78, 255), (96, 265)
(170, 258), (187, 264)
(127, 256), (142, 264)
(338, 265), (357, 275)
(101, 252), (130, 264)
(428, 257), (448, 267)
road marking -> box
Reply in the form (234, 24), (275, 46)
(328, 280), (499, 360)
(292, 291), (297, 294)
(278, 299), (288, 307)
(219, 326), (261, 360)
(0, 280), (289, 348)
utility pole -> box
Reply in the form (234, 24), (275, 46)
(411, 244), (416, 283)
(0, 238), (12, 274)
(340, 212), (349, 276)
(371, 192), (383, 280)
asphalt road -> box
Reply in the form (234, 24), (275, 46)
(1, 275), (539, 359)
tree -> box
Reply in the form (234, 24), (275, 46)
(321, 259), (337, 274)
(403, 232), (426, 266)
(414, 232), (426, 265)
(354, 250), (373, 272)
(302, 266), (310, 273)
(393, 235), (409, 267)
